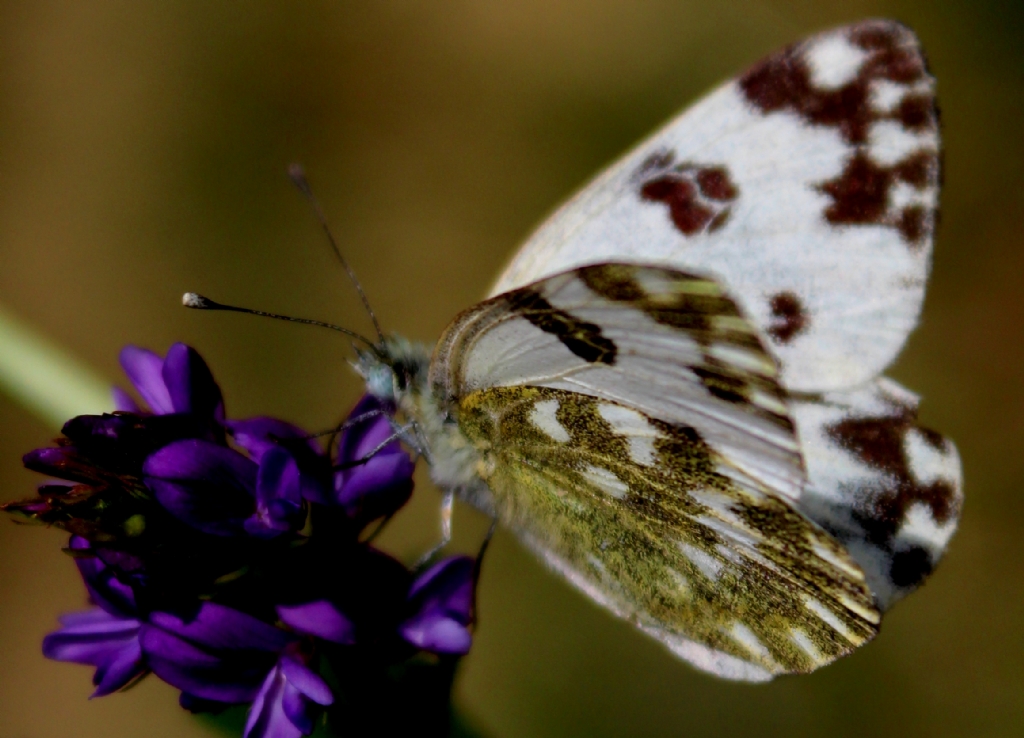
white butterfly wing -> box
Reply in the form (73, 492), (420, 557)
(490, 20), (939, 393)
(436, 264), (805, 502)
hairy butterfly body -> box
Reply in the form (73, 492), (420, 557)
(357, 20), (961, 681)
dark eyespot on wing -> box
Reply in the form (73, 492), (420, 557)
(506, 288), (618, 365)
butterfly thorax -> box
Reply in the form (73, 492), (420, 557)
(355, 335), (496, 515)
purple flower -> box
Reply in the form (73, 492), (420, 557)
(142, 439), (308, 538)
(332, 395), (414, 527)
(43, 609), (146, 697)
(244, 647), (333, 738)
(228, 417), (332, 505)
(13, 341), (483, 731)
(399, 556), (476, 655)
(140, 602), (296, 704)
(7, 345), (232, 542)
(143, 440), (258, 536)
(41, 537), (146, 697)
(115, 344), (224, 423)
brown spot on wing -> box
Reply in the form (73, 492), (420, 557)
(826, 402), (960, 590)
(739, 21), (939, 251)
(641, 176), (714, 235)
(636, 152), (739, 237)
(740, 21), (931, 145)
(768, 292), (809, 344)
(696, 168), (738, 201)
(827, 409), (956, 535)
(818, 150), (938, 247)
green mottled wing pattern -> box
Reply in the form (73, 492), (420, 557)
(428, 263), (881, 679)
(459, 385), (878, 679)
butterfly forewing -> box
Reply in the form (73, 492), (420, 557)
(435, 264), (806, 504)
(429, 264), (880, 678)
(489, 20), (939, 394)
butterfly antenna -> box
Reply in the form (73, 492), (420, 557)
(288, 164), (386, 345)
(182, 292), (379, 352)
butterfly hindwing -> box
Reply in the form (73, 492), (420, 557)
(489, 20), (939, 393)
(791, 378), (963, 610)
(429, 264), (880, 679)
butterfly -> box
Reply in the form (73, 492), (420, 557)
(200, 19), (962, 682)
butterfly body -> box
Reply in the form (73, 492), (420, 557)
(356, 20), (961, 682)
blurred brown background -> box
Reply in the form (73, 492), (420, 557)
(0, 1), (1021, 736)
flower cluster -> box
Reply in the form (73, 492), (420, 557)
(4, 344), (476, 738)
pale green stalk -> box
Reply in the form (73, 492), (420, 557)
(0, 304), (111, 428)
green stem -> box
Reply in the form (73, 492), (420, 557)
(0, 304), (112, 428)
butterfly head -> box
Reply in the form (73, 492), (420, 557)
(354, 334), (433, 406)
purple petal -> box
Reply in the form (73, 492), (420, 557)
(281, 684), (314, 734)
(399, 615), (472, 655)
(336, 396), (398, 464)
(143, 440), (257, 535)
(44, 610), (141, 662)
(43, 608), (146, 694)
(229, 418), (331, 505)
(111, 386), (141, 413)
(278, 655), (332, 706)
(244, 448), (306, 537)
(22, 446), (88, 484)
(408, 556), (475, 615)
(244, 667), (299, 738)
(256, 448), (302, 508)
(335, 452), (413, 520)
(92, 636), (144, 697)
(276, 601), (355, 645)
(244, 654), (330, 738)
(148, 602), (295, 653)
(162, 343), (225, 420)
(120, 346), (174, 414)
(70, 536), (138, 617)
(227, 418), (321, 462)
(140, 626), (267, 703)
(400, 556), (475, 655)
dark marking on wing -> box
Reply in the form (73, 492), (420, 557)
(768, 292), (809, 344)
(507, 288), (618, 365)
(738, 20), (939, 249)
(578, 264), (748, 345)
(889, 546), (933, 588)
(739, 21), (929, 145)
(691, 367), (749, 404)
(577, 265), (793, 434)
(817, 150), (937, 247)
(637, 151), (739, 236)
(826, 402), (959, 589)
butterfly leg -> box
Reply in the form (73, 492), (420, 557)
(333, 422), (415, 470)
(416, 489), (454, 567)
